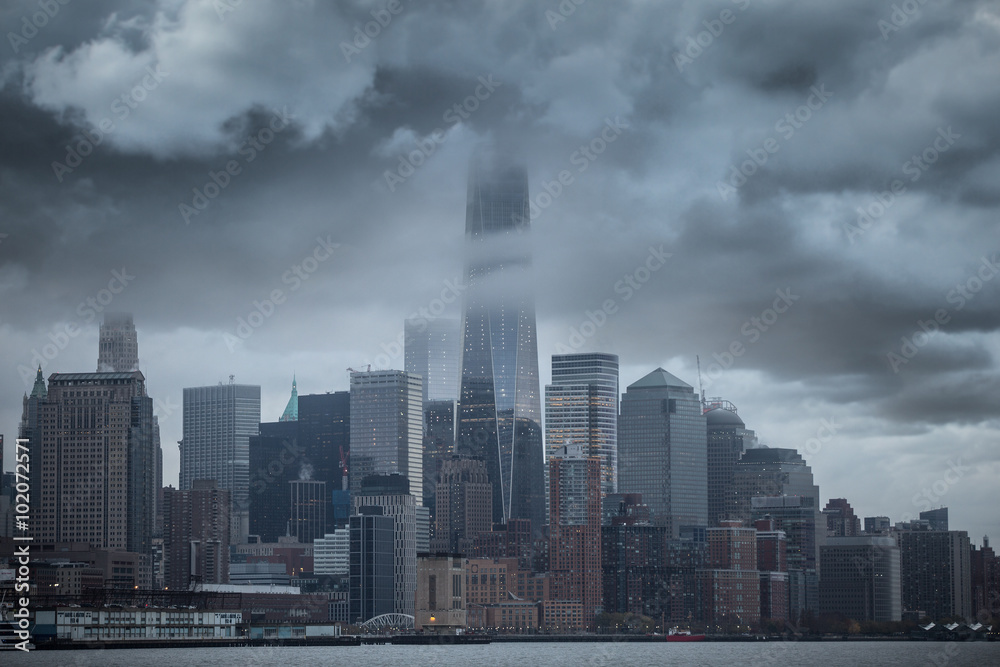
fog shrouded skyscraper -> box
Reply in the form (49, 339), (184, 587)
(97, 312), (139, 373)
(405, 317), (461, 404)
(457, 152), (545, 535)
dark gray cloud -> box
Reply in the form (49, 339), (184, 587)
(1, 0), (998, 541)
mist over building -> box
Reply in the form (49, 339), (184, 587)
(456, 150), (545, 535)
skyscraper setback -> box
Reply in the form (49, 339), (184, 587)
(457, 152), (545, 535)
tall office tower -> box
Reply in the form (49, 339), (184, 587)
(349, 507), (396, 623)
(548, 444), (602, 628)
(618, 368), (708, 537)
(751, 495), (822, 621)
(456, 152), (545, 536)
(820, 536), (901, 622)
(97, 312), (139, 372)
(153, 417), (163, 537)
(248, 420), (298, 542)
(423, 399), (457, 530)
(696, 520), (760, 629)
(730, 448), (821, 525)
(432, 457), (493, 554)
(545, 353), (619, 499)
(162, 480), (231, 590)
(181, 382), (261, 543)
(970, 538), (1000, 622)
(895, 525), (972, 620)
(352, 474), (418, 616)
(298, 391), (351, 527)
(290, 479), (327, 544)
(865, 516), (892, 535)
(823, 498), (862, 537)
(920, 507), (949, 531)
(755, 518), (789, 624)
(32, 372), (155, 558)
(405, 317), (462, 404)
(349, 370), (422, 504)
(704, 400), (756, 526)
(279, 376), (298, 422)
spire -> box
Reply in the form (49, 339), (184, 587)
(279, 375), (298, 422)
(30, 365), (47, 399)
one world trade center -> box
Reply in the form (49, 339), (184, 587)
(456, 150), (545, 536)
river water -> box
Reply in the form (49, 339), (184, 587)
(3, 641), (998, 666)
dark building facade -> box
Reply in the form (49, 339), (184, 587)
(31, 372), (155, 559)
(704, 401), (754, 527)
(163, 480), (230, 590)
(456, 152), (545, 536)
(290, 479), (327, 544)
(248, 420), (298, 542)
(618, 368), (707, 536)
(896, 526), (972, 620)
(349, 508), (395, 623)
(548, 445), (602, 628)
(819, 536), (901, 622)
(432, 456), (492, 554)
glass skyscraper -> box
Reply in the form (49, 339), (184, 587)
(405, 317), (461, 404)
(456, 152), (545, 535)
(618, 368), (708, 537)
(545, 352), (619, 497)
(181, 382), (261, 543)
(348, 370), (423, 503)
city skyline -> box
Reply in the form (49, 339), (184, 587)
(0, 0), (998, 547)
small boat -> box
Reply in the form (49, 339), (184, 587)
(665, 626), (705, 642)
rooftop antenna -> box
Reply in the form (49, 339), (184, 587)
(229, 374), (235, 385)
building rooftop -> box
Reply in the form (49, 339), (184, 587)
(705, 407), (744, 427)
(628, 367), (692, 390)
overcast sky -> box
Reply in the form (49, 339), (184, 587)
(1, 0), (998, 543)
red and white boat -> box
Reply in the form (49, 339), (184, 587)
(665, 626), (705, 642)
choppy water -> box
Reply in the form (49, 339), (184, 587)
(3, 640), (998, 667)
